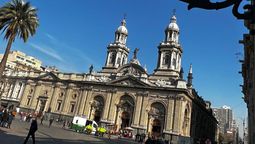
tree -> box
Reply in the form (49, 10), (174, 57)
(0, 0), (39, 79)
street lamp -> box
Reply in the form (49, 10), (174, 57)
(179, 0), (254, 21)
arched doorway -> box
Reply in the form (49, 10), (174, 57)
(92, 96), (104, 123)
(117, 95), (135, 129)
(152, 119), (161, 134)
(121, 111), (130, 128)
(148, 102), (166, 137)
(182, 105), (190, 136)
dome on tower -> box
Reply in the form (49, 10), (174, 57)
(167, 15), (179, 31)
(116, 19), (128, 35)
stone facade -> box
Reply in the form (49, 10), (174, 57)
(240, 14), (255, 144)
(1, 14), (218, 143)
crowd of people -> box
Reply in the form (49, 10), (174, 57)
(0, 108), (16, 129)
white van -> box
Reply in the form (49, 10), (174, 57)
(71, 116), (98, 134)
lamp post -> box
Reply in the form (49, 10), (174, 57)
(179, 0), (254, 21)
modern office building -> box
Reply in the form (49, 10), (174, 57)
(213, 105), (233, 134)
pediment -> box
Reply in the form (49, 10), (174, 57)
(37, 72), (60, 81)
(107, 76), (150, 87)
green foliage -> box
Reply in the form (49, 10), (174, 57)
(0, 0), (39, 42)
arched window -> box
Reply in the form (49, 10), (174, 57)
(163, 53), (170, 65)
(115, 34), (120, 41)
(172, 52), (177, 69)
(122, 56), (126, 65)
(110, 52), (116, 64)
(183, 105), (190, 136)
(173, 32), (177, 40)
(117, 57), (121, 64)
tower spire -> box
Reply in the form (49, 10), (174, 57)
(187, 64), (193, 88)
(102, 17), (130, 73)
(150, 13), (183, 80)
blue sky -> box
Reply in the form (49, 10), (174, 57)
(0, 0), (248, 125)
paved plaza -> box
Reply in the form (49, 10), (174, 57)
(0, 118), (139, 144)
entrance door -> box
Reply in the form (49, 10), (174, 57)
(38, 99), (46, 116)
(94, 110), (101, 123)
(121, 111), (130, 128)
(152, 119), (161, 137)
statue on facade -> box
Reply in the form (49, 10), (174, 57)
(133, 48), (139, 59)
(89, 64), (93, 74)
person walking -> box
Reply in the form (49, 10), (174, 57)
(1, 110), (8, 127)
(62, 120), (66, 128)
(40, 115), (44, 125)
(49, 118), (54, 128)
(23, 117), (38, 144)
(7, 112), (14, 129)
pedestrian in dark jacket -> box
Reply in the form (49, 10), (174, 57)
(23, 117), (38, 144)
(49, 118), (54, 127)
(1, 110), (8, 127)
(145, 137), (154, 144)
(7, 113), (14, 129)
(40, 115), (44, 125)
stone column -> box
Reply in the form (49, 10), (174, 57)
(19, 81), (33, 107)
(101, 89), (114, 121)
(76, 88), (85, 115)
(17, 82), (25, 100)
(30, 81), (42, 109)
(45, 82), (61, 112)
(107, 89), (117, 122)
(133, 93), (142, 126)
(165, 96), (175, 131)
(116, 108), (123, 131)
(7, 82), (15, 99)
(173, 97), (182, 133)
(140, 93), (149, 128)
(62, 83), (75, 113)
(74, 88), (82, 115)
(83, 86), (93, 117)
(52, 85), (64, 113)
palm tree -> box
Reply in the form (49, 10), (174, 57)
(0, 0), (39, 79)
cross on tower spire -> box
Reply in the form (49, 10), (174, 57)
(124, 13), (127, 20)
(173, 9), (176, 16)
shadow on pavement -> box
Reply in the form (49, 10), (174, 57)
(0, 127), (136, 144)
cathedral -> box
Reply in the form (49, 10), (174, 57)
(1, 14), (218, 143)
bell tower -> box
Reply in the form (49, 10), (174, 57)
(150, 13), (183, 81)
(102, 18), (130, 73)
